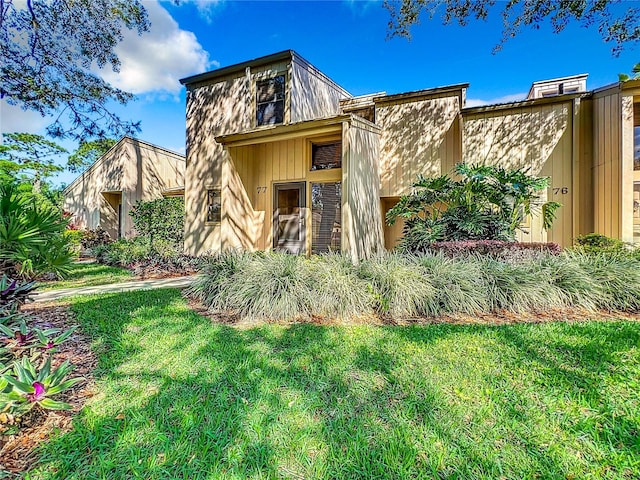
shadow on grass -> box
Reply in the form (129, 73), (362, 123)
(30, 290), (640, 479)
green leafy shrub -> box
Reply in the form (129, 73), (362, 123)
(63, 229), (84, 257)
(80, 227), (111, 250)
(574, 233), (626, 254)
(129, 197), (184, 247)
(0, 182), (73, 279)
(387, 163), (561, 252)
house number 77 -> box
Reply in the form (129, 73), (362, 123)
(256, 186), (267, 193)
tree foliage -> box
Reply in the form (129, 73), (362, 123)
(0, 181), (73, 279)
(619, 62), (640, 81)
(67, 138), (117, 173)
(0, 133), (66, 184)
(0, 0), (149, 140)
(384, 0), (640, 55)
(386, 163), (561, 252)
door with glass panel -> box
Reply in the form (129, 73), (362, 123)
(273, 182), (306, 254)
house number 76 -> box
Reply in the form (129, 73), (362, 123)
(553, 187), (569, 195)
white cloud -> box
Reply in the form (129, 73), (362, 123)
(0, 100), (49, 135)
(96, 0), (212, 95)
(465, 93), (526, 108)
(188, 0), (224, 24)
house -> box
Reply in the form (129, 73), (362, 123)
(179, 50), (640, 257)
(63, 136), (185, 240)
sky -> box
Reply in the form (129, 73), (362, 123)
(2, 0), (639, 187)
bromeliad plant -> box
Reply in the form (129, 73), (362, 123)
(386, 163), (562, 252)
(0, 356), (82, 413)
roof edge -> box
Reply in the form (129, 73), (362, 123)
(180, 50), (293, 86)
(462, 92), (588, 115)
(374, 84), (469, 104)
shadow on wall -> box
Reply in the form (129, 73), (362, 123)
(379, 96), (460, 196)
(291, 63), (345, 122)
(345, 122), (384, 259)
(184, 76), (252, 255)
(463, 104), (571, 244)
(462, 104), (569, 173)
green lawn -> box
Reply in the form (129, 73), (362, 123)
(29, 289), (640, 479)
(38, 262), (133, 291)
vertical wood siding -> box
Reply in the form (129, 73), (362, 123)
(463, 102), (573, 246)
(342, 119), (384, 259)
(377, 94), (461, 197)
(592, 88), (625, 240)
(290, 57), (349, 123)
(63, 138), (184, 240)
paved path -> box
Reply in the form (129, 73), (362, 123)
(34, 276), (196, 303)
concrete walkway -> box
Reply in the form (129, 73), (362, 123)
(34, 276), (196, 303)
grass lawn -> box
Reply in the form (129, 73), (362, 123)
(29, 289), (640, 479)
(38, 262), (133, 291)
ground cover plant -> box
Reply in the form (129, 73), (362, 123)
(24, 289), (640, 479)
(189, 250), (640, 322)
(39, 262), (133, 291)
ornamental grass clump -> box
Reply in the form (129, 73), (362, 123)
(538, 252), (602, 311)
(416, 253), (489, 315)
(306, 254), (374, 320)
(578, 252), (640, 311)
(480, 256), (566, 313)
(358, 253), (437, 318)
(187, 250), (253, 312)
(223, 253), (314, 321)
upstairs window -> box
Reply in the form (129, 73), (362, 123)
(311, 141), (342, 170)
(256, 75), (285, 126)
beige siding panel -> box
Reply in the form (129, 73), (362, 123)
(592, 89), (625, 240)
(463, 102), (573, 245)
(342, 119), (384, 259)
(621, 95), (636, 242)
(574, 97), (594, 236)
(290, 57), (349, 123)
(378, 94), (461, 197)
(63, 137), (184, 241)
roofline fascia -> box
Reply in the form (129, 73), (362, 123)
(180, 50), (293, 86)
(462, 92), (588, 115)
(373, 83), (469, 104)
(63, 136), (185, 194)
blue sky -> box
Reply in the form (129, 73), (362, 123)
(2, 0), (639, 186)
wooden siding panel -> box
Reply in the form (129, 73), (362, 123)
(290, 57), (348, 123)
(463, 102), (573, 245)
(378, 94), (461, 197)
(343, 120), (384, 259)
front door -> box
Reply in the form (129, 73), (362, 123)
(273, 182), (306, 254)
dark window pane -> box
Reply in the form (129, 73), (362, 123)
(312, 142), (341, 170)
(257, 100), (284, 126)
(207, 189), (221, 223)
(312, 182), (341, 253)
(256, 75), (285, 126)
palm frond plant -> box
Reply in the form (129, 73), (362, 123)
(386, 163), (562, 252)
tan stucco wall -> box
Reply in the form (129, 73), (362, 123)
(63, 138), (184, 240)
